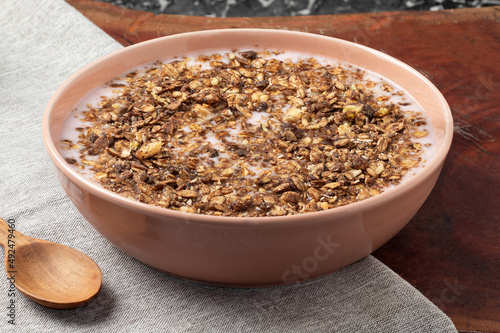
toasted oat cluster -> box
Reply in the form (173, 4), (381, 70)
(62, 50), (430, 217)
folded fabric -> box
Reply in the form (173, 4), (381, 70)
(0, 0), (457, 331)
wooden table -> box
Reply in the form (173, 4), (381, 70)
(66, 1), (500, 331)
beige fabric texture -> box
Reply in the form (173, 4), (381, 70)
(0, 0), (457, 331)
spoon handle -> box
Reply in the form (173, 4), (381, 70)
(0, 217), (24, 249)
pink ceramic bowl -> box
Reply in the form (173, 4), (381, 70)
(42, 29), (453, 287)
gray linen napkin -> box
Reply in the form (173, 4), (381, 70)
(0, 0), (457, 332)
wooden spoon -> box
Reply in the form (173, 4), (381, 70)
(0, 217), (102, 309)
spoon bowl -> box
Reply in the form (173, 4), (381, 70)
(0, 218), (102, 309)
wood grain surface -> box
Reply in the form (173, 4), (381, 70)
(66, 1), (500, 331)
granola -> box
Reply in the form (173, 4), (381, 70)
(61, 50), (431, 217)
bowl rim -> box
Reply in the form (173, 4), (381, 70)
(42, 28), (454, 226)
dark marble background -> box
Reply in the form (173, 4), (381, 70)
(97, 0), (499, 16)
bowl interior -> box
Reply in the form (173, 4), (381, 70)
(43, 29), (453, 221)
